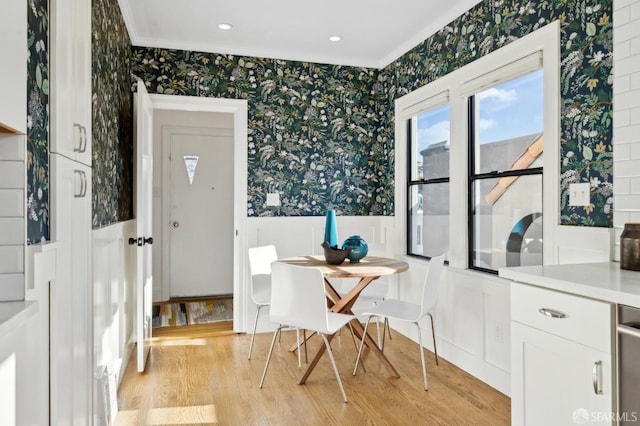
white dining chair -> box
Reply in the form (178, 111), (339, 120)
(259, 262), (355, 403)
(247, 245), (277, 360)
(353, 253), (446, 390)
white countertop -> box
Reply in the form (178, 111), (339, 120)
(499, 262), (640, 308)
(0, 300), (38, 338)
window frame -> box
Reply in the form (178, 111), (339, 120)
(467, 70), (545, 274)
(405, 100), (451, 260)
(393, 21), (559, 272)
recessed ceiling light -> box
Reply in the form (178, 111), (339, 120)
(329, 35), (342, 42)
(218, 23), (233, 30)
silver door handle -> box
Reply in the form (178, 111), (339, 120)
(592, 360), (603, 394)
(538, 308), (566, 319)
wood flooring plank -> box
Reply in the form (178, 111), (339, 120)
(116, 329), (510, 425)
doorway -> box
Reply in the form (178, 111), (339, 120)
(148, 95), (248, 333)
(163, 125), (234, 298)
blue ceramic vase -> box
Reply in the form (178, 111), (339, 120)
(342, 235), (368, 263)
(324, 209), (339, 247)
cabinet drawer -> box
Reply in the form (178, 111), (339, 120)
(511, 283), (612, 353)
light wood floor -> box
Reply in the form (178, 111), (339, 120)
(116, 326), (510, 425)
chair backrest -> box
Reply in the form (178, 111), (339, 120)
(419, 254), (446, 317)
(248, 245), (278, 303)
(270, 262), (331, 333)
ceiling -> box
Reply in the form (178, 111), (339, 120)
(118, 0), (483, 69)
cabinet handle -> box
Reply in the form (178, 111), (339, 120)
(74, 170), (87, 198)
(73, 123), (82, 153)
(538, 308), (566, 319)
(79, 126), (88, 153)
(592, 360), (603, 395)
(618, 323), (640, 340)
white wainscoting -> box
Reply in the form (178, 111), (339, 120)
(92, 220), (136, 394)
(390, 259), (512, 396)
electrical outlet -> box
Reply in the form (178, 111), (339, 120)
(266, 192), (280, 207)
(569, 183), (590, 206)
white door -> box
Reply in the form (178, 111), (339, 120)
(134, 81), (154, 372)
(166, 126), (234, 297)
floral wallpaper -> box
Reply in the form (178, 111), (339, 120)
(131, 0), (613, 225)
(26, 0), (49, 244)
(131, 51), (387, 216)
(381, 0), (613, 226)
(25, 0), (613, 230)
(92, 0), (134, 227)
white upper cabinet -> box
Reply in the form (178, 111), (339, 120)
(0, 0), (27, 134)
(50, 0), (92, 166)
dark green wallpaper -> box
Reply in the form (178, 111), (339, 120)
(131, 52), (387, 216)
(26, 0), (49, 244)
(26, 0), (613, 235)
(381, 0), (613, 226)
(92, 0), (134, 227)
(130, 0), (613, 225)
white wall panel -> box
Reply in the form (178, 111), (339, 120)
(0, 218), (24, 245)
(0, 161), (25, 188)
(0, 189), (23, 217)
(92, 220), (136, 392)
(0, 246), (23, 273)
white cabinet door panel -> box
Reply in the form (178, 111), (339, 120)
(512, 322), (613, 426)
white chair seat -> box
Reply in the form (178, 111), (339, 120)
(353, 254), (446, 391)
(327, 312), (355, 333)
(361, 298), (421, 323)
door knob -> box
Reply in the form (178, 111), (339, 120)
(144, 237), (154, 245)
(172, 221), (180, 228)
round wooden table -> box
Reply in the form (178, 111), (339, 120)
(275, 255), (409, 382)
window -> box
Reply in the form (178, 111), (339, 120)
(396, 22), (558, 273)
(468, 70), (544, 273)
(407, 103), (450, 259)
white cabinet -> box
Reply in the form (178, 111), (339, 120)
(0, 0), (26, 134)
(511, 283), (614, 426)
(50, 0), (92, 166)
(50, 154), (92, 425)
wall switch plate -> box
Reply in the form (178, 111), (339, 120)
(568, 182), (590, 206)
(266, 192), (280, 207)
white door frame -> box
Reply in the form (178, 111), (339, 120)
(149, 94), (248, 333)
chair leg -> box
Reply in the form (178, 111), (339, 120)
(248, 304), (265, 360)
(353, 316), (373, 376)
(347, 322), (366, 373)
(259, 326), (281, 388)
(385, 317), (392, 341)
(415, 322), (428, 391)
(296, 328), (302, 367)
(428, 313), (439, 366)
(303, 329), (308, 363)
(320, 333), (348, 403)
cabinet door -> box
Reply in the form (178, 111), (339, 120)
(50, 0), (75, 158)
(50, 0), (92, 164)
(50, 154), (92, 425)
(73, 0), (92, 166)
(0, 0), (26, 134)
(512, 322), (613, 426)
